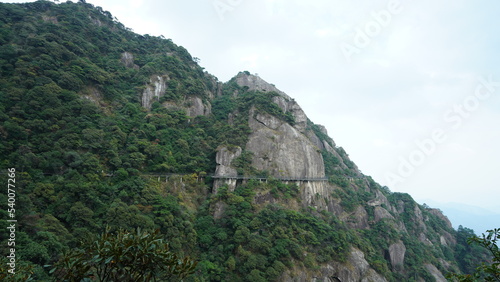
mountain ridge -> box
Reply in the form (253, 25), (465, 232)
(0, 1), (492, 281)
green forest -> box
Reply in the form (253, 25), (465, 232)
(0, 1), (496, 281)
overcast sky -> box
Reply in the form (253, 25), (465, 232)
(5, 0), (500, 230)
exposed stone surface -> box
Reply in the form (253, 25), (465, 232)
(301, 181), (329, 209)
(374, 206), (395, 222)
(419, 232), (433, 246)
(438, 258), (452, 271)
(368, 190), (390, 207)
(424, 264), (447, 282)
(323, 141), (348, 170)
(42, 15), (58, 24)
(235, 72), (291, 99)
(186, 96), (211, 117)
(213, 146), (242, 193)
(440, 235), (448, 246)
(396, 221), (408, 234)
(287, 100), (308, 132)
(279, 248), (387, 282)
(82, 87), (103, 105)
(246, 107), (325, 178)
(120, 52), (139, 69)
(428, 208), (453, 229)
(323, 248), (387, 282)
(234, 72), (314, 133)
(317, 124), (328, 136)
(414, 205), (427, 232)
(272, 95), (290, 113)
(388, 241), (406, 270)
(440, 231), (456, 246)
(89, 15), (103, 27)
(214, 146), (241, 177)
(142, 75), (168, 109)
(395, 200), (405, 214)
(213, 201), (226, 219)
(270, 95), (309, 134)
(346, 206), (370, 229)
(306, 130), (324, 150)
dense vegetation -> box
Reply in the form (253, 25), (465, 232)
(0, 1), (494, 281)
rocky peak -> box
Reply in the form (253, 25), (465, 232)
(234, 71), (291, 99)
(427, 208), (453, 229)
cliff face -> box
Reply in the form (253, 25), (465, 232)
(246, 107), (325, 178)
(212, 72), (458, 281)
(142, 75), (168, 109)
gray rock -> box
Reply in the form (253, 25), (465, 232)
(388, 241), (406, 270)
(279, 248), (387, 282)
(368, 190), (391, 207)
(235, 72), (291, 99)
(324, 248), (387, 282)
(120, 52), (139, 69)
(186, 96), (211, 117)
(428, 208), (453, 229)
(374, 206), (395, 222)
(424, 264), (447, 282)
(348, 206), (370, 229)
(142, 75), (168, 109)
(419, 233), (433, 246)
(414, 205), (427, 232)
(213, 146), (242, 193)
(246, 107), (325, 178)
(440, 231), (456, 246)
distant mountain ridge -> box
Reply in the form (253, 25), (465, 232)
(420, 199), (500, 234)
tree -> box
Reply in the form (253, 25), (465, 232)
(50, 227), (197, 281)
(448, 228), (500, 281)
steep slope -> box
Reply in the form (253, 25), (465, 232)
(209, 73), (465, 281)
(0, 1), (491, 281)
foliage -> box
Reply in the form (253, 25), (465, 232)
(194, 181), (350, 280)
(50, 227), (197, 281)
(447, 228), (500, 281)
(0, 1), (492, 281)
(0, 256), (37, 281)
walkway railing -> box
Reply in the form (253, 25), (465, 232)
(211, 175), (329, 182)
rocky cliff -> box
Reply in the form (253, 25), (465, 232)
(212, 72), (458, 281)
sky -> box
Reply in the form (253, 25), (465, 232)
(4, 0), (500, 231)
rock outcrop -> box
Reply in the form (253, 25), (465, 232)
(374, 206), (395, 222)
(388, 241), (406, 271)
(235, 72), (291, 99)
(213, 146), (242, 193)
(185, 96), (211, 117)
(279, 248), (387, 282)
(120, 52), (139, 69)
(246, 107), (325, 178)
(424, 264), (447, 282)
(428, 208), (453, 229)
(347, 206), (370, 229)
(142, 75), (168, 109)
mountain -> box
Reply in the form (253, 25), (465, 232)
(419, 199), (500, 235)
(0, 1), (492, 281)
